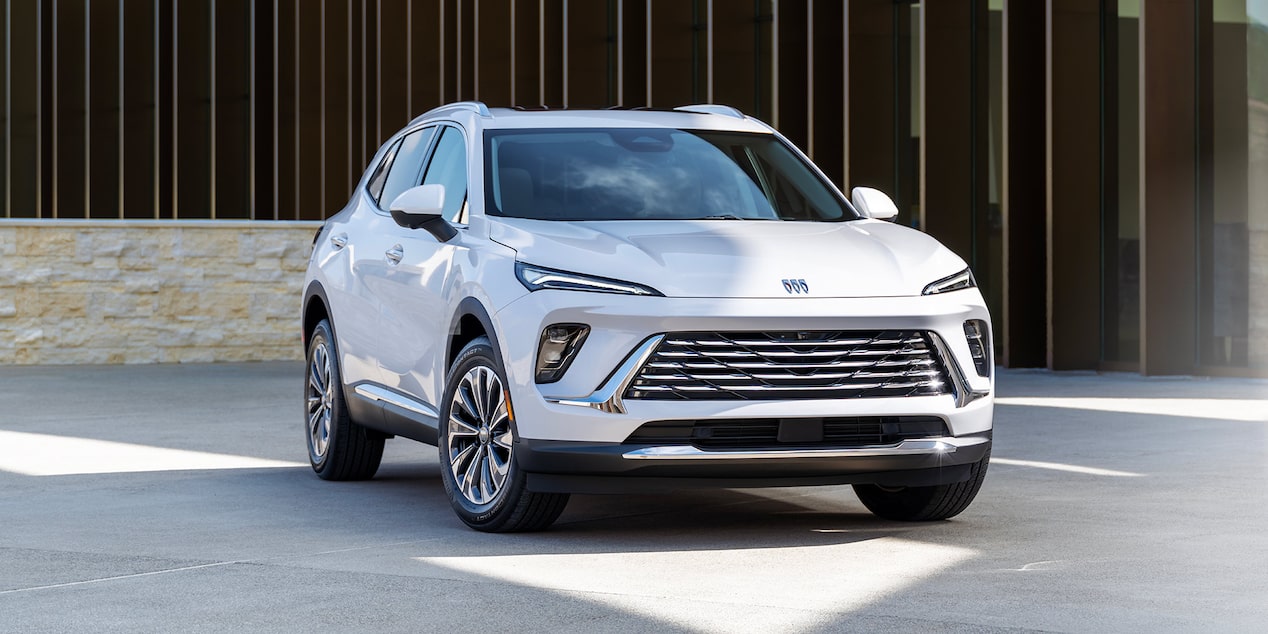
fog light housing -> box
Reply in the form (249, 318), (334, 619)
(963, 320), (991, 377)
(535, 324), (590, 383)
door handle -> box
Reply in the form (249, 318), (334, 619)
(330, 233), (348, 249)
(385, 245), (404, 265)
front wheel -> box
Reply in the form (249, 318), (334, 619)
(438, 336), (569, 532)
(852, 449), (990, 521)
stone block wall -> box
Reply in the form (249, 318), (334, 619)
(0, 220), (321, 365)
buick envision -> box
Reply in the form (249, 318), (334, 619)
(302, 102), (993, 532)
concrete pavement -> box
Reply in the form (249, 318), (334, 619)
(1, 363), (1265, 632)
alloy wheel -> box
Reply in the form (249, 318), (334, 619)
(307, 341), (334, 459)
(446, 365), (514, 505)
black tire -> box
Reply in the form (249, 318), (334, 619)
(305, 319), (384, 481)
(853, 448), (990, 521)
(438, 336), (569, 532)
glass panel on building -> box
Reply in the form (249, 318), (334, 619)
(1201, 0), (1268, 370)
(895, 1), (920, 229)
(1104, 0), (1142, 365)
(982, 0), (1004, 353)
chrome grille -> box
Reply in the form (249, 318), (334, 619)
(625, 330), (952, 400)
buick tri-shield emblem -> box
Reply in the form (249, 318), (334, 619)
(782, 278), (809, 294)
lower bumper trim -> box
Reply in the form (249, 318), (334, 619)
(516, 434), (991, 487)
(526, 464), (977, 494)
(621, 437), (974, 460)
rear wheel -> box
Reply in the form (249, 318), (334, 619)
(853, 449), (990, 521)
(438, 336), (569, 532)
(306, 319), (384, 480)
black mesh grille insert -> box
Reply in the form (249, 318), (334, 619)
(625, 330), (952, 401)
(623, 416), (950, 450)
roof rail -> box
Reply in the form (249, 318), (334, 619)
(673, 104), (746, 119)
(411, 101), (492, 125)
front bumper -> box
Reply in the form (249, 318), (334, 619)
(518, 434), (992, 493)
(493, 290), (995, 447)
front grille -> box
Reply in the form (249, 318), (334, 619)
(624, 416), (949, 449)
(625, 330), (951, 400)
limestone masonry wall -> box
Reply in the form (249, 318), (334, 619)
(0, 220), (321, 365)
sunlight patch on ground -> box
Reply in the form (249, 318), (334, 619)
(415, 537), (976, 632)
(995, 397), (1267, 422)
(0, 430), (304, 476)
(990, 457), (1143, 477)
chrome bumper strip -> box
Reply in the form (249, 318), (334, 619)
(925, 332), (990, 408)
(353, 383), (440, 419)
(545, 335), (665, 415)
(621, 437), (988, 460)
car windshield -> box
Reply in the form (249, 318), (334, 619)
(483, 128), (858, 222)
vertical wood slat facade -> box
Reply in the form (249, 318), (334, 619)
(1046, 0), (1102, 370)
(844, 0), (895, 197)
(920, 0), (981, 266)
(1139, 0), (1198, 375)
(2, 0), (790, 221)
(1002, 0), (1047, 368)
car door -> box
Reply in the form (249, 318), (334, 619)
(321, 137), (394, 387)
(374, 124), (472, 410)
(341, 125), (438, 387)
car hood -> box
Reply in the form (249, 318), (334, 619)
(488, 217), (967, 298)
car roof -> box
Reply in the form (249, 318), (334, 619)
(407, 102), (776, 135)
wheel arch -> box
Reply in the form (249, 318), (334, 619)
(302, 281), (334, 348)
(447, 298), (504, 371)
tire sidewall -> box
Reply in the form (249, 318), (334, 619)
(306, 320), (341, 473)
(438, 337), (527, 527)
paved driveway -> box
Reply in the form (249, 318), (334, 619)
(1, 363), (1265, 632)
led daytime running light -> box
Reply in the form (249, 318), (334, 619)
(515, 262), (663, 296)
(923, 268), (976, 295)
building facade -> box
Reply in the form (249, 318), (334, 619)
(1, 0), (1265, 376)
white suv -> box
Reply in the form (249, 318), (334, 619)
(302, 102), (994, 532)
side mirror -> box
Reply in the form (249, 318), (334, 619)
(389, 184), (458, 242)
(851, 186), (899, 221)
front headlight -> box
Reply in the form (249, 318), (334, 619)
(515, 262), (664, 296)
(922, 268), (976, 295)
